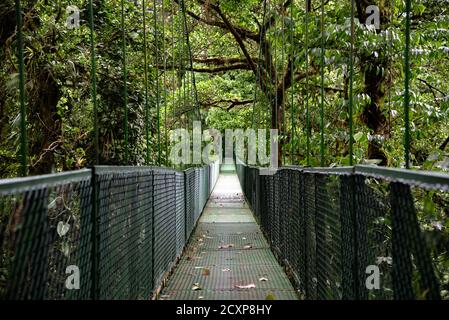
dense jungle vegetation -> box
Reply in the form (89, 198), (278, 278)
(0, 0), (449, 299)
(1, 0), (448, 175)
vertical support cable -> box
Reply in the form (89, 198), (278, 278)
(387, 0), (394, 138)
(274, 1), (278, 137)
(162, 0), (168, 165)
(87, 0), (99, 166)
(281, 5), (286, 165)
(121, 0), (129, 164)
(90, 167), (100, 299)
(404, 0), (411, 169)
(319, 0), (325, 167)
(154, 0), (162, 165)
(251, 0), (267, 129)
(15, 0), (28, 176)
(150, 172), (156, 291)
(348, 0), (355, 166)
(171, 0), (176, 168)
(180, 0), (200, 121)
(86, 9), (100, 298)
(143, 0), (151, 165)
(179, 1), (188, 167)
(305, 0), (310, 166)
(267, 0), (273, 130)
(290, 2), (295, 165)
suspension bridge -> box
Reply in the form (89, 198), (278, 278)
(1, 0), (449, 300)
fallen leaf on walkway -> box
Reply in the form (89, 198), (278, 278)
(222, 268), (231, 272)
(265, 293), (276, 300)
(198, 296), (204, 300)
(235, 283), (256, 289)
(259, 277), (268, 282)
(187, 256), (193, 261)
(160, 295), (170, 300)
(192, 283), (202, 291)
(242, 237), (247, 240)
(202, 268), (210, 276)
(243, 244), (253, 249)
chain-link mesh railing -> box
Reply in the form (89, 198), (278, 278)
(0, 162), (219, 300)
(0, 170), (93, 300)
(237, 162), (449, 300)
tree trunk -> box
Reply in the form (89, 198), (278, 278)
(28, 71), (62, 175)
(356, 0), (389, 165)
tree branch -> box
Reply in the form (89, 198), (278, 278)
(192, 56), (259, 65)
(154, 63), (252, 73)
(176, 0), (260, 42)
(200, 98), (254, 111)
(417, 77), (445, 108)
(211, 4), (257, 76)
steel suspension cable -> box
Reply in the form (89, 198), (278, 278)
(273, 0), (279, 134)
(348, 0), (355, 166)
(290, 1), (295, 164)
(305, 0), (310, 166)
(179, 0), (189, 129)
(267, 0), (273, 129)
(179, 1), (188, 164)
(163, 0), (168, 165)
(171, 0), (176, 168)
(176, 2), (186, 167)
(281, 4), (286, 165)
(259, 1), (269, 129)
(87, 0), (99, 166)
(387, 0), (394, 138)
(319, 0), (325, 167)
(15, 0), (28, 176)
(180, 0), (200, 121)
(251, 0), (268, 129)
(178, 0), (185, 124)
(120, 0), (129, 164)
(274, 1), (278, 134)
(143, 0), (151, 165)
(154, 0), (162, 165)
(404, 0), (411, 168)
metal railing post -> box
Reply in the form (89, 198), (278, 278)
(90, 166), (100, 300)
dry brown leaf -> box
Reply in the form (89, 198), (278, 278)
(202, 268), (210, 276)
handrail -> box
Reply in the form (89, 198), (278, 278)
(0, 169), (92, 195)
(237, 158), (449, 191)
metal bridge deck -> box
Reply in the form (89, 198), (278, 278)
(160, 168), (298, 300)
